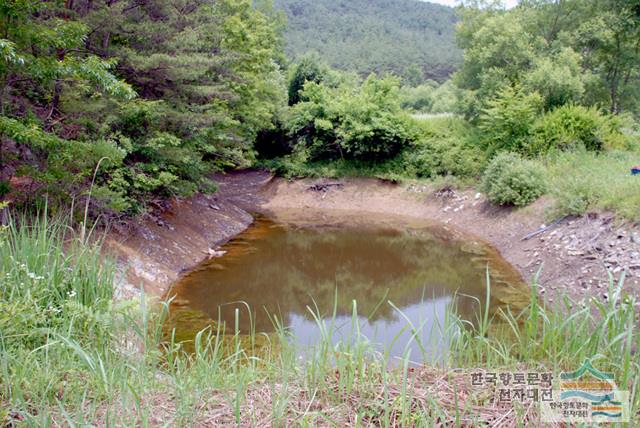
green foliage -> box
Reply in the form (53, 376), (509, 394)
(455, 9), (539, 119)
(274, 0), (461, 82)
(0, 0), (286, 216)
(547, 150), (640, 221)
(478, 86), (543, 155)
(401, 64), (426, 87)
(286, 75), (415, 160)
(531, 105), (625, 154)
(399, 82), (438, 113)
(400, 80), (458, 114)
(455, 1), (640, 118)
(482, 152), (546, 207)
(430, 81), (459, 114)
(0, 214), (114, 351)
(523, 48), (590, 111)
(288, 53), (327, 105)
(408, 116), (486, 178)
(0, 180), (9, 197)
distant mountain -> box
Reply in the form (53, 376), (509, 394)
(274, 0), (462, 82)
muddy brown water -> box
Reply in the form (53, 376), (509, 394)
(164, 212), (530, 362)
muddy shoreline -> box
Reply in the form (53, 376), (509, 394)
(107, 170), (640, 304)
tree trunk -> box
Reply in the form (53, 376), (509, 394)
(45, 49), (66, 131)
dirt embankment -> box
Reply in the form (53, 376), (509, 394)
(105, 170), (271, 298)
(108, 170), (640, 304)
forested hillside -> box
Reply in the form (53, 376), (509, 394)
(0, 0), (285, 216)
(273, 0), (461, 82)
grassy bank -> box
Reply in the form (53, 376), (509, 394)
(1, 217), (638, 426)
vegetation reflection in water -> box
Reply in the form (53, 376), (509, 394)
(163, 216), (529, 361)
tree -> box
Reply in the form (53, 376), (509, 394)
(572, 0), (640, 113)
(274, 0), (461, 82)
(454, 0), (640, 118)
(0, 0), (286, 215)
(288, 53), (327, 105)
(286, 74), (415, 160)
(0, 0), (133, 203)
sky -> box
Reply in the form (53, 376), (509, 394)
(425, 0), (519, 8)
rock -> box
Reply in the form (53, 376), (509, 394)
(209, 204), (220, 210)
(205, 248), (227, 258)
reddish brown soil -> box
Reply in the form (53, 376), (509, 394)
(108, 170), (640, 305)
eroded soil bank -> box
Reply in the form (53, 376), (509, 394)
(107, 170), (640, 304)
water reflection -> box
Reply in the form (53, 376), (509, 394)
(164, 215), (529, 361)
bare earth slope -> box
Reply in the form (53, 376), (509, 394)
(107, 171), (640, 306)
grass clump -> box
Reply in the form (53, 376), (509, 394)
(0, 213), (117, 406)
(1, 216), (638, 425)
(482, 152), (546, 207)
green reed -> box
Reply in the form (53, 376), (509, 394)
(0, 216), (637, 426)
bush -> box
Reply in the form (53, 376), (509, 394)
(0, 214), (114, 351)
(478, 86), (543, 155)
(482, 152), (546, 207)
(530, 105), (625, 155)
(399, 80), (457, 114)
(399, 81), (437, 112)
(286, 74), (415, 161)
(409, 116), (486, 178)
(0, 180), (10, 197)
(288, 53), (328, 105)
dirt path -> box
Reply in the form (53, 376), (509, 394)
(108, 170), (640, 305)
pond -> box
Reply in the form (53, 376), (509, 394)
(164, 212), (530, 362)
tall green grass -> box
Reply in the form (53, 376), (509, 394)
(1, 216), (638, 425)
(545, 150), (640, 222)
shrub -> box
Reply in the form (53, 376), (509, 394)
(478, 86), (543, 155)
(0, 214), (114, 351)
(399, 81), (437, 112)
(288, 53), (328, 105)
(482, 152), (546, 207)
(530, 105), (625, 155)
(409, 116), (486, 178)
(286, 74), (415, 161)
(400, 80), (458, 114)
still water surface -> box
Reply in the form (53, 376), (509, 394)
(165, 214), (528, 361)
